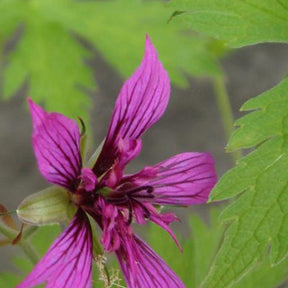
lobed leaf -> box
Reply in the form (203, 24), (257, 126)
(202, 78), (288, 287)
(234, 257), (288, 288)
(169, 0), (288, 47)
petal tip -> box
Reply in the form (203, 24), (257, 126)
(144, 34), (158, 58)
(28, 98), (46, 128)
(145, 33), (153, 46)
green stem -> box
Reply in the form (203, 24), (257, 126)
(22, 226), (38, 239)
(18, 241), (39, 265)
(0, 221), (39, 264)
(213, 76), (242, 163)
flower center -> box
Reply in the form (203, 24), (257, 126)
(71, 168), (99, 207)
(104, 184), (154, 225)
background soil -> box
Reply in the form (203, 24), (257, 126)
(1, 43), (288, 274)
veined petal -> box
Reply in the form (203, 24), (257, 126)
(94, 35), (170, 176)
(16, 209), (93, 288)
(29, 99), (82, 191)
(125, 152), (217, 205)
(116, 235), (184, 288)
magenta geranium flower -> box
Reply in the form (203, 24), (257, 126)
(17, 36), (217, 288)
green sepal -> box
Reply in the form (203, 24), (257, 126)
(80, 132), (88, 163)
(17, 186), (76, 226)
(78, 117), (89, 163)
(86, 138), (105, 168)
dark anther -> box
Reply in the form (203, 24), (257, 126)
(126, 201), (133, 226)
(104, 185), (154, 226)
(105, 185), (154, 204)
(106, 195), (129, 205)
(125, 185), (154, 196)
(78, 117), (86, 137)
(125, 199), (150, 226)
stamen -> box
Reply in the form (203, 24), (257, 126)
(105, 185), (154, 225)
(106, 197), (129, 205)
(126, 201), (133, 226)
(131, 194), (154, 199)
(125, 185), (154, 196)
(105, 185), (154, 205)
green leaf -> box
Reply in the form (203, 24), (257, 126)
(233, 257), (288, 288)
(169, 0), (288, 47)
(202, 78), (288, 288)
(1, 0), (93, 121)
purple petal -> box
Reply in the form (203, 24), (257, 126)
(29, 99), (82, 191)
(116, 234), (185, 288)
(94, 35), (170, 176)
(124, 152), (217, 205)
(16, 209), (93, 288)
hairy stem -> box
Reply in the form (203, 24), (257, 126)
(213, 76), (242, 163)
(89, 218), (111, 285)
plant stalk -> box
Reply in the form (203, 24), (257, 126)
(213, 76), (242, 163)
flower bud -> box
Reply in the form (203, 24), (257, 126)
(17, 186), (76, 226)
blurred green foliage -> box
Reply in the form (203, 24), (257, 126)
(0, 0), (224, 122)
(0, 225), (60, 287)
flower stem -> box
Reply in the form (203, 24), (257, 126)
(0, 221), (39, 264)
(212, 76), (242, 163)
(18, 241), (39, 265)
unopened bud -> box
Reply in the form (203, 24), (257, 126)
(17, 186), (76, 226)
